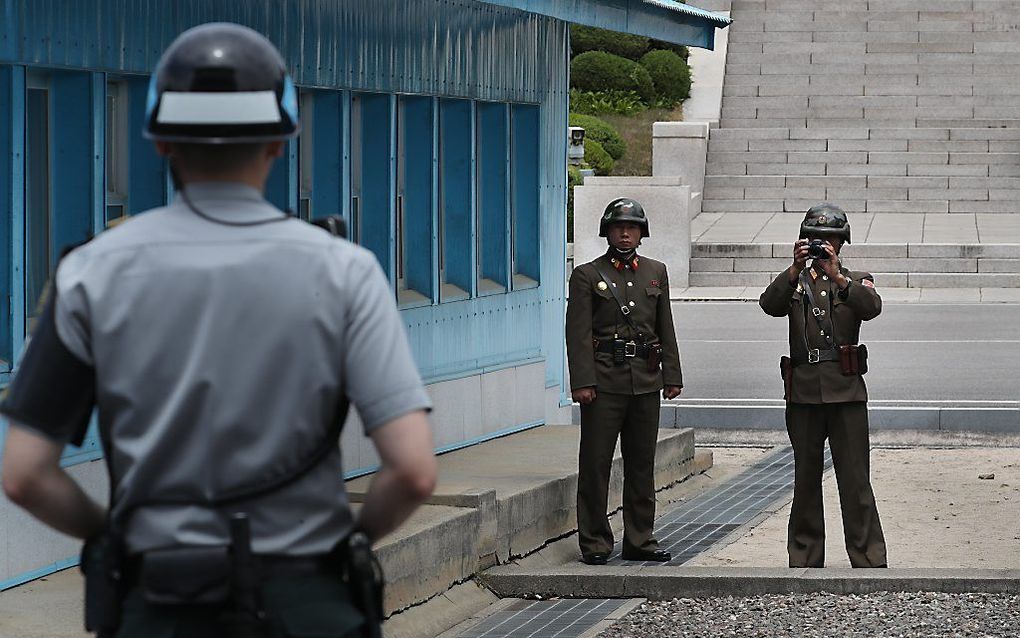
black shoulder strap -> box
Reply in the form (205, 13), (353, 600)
(592, 263), (638, 332)
(798, 271), (837, 351)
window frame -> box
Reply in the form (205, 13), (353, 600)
(510, 103), (541, 289)
(105, 78), (129, 223)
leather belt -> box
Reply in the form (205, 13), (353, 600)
(791, 348), (841, 366)
(125, 551), (338, 585)
(595, 339), (653, 359)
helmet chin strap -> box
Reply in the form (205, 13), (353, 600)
(608, 243), (638, 261)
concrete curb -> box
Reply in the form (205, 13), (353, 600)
(670, 405), (1020, 432)
(480, 567), (1020, 600)
(572, 403), (1020, 432)
(568, 404), (1020, 432)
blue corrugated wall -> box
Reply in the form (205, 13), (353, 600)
(0, 0), (568, 392)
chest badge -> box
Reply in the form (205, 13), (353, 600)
(796, 283), (804, 293)
(597, 281), (608, 291)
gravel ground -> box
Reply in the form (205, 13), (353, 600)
(598, 592), (1020, 638)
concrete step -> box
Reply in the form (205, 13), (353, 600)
(692, 256), (1020, 274)
(482, 567), (1020, 601)
(689, 270), (1020, 288)
(344, 425), (700, 617)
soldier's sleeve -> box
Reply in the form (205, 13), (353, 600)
(759, 270), (796, 317)
(0, 261), (95, 447)
(565, 266), (597, 390)
(840, 271), (882, 321)
(655, 267), (683, 388)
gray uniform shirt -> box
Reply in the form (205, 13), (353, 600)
(51, 182), (431, 555)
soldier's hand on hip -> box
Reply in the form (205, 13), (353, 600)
(572, 387), (597, 405)
(662, 385), (682, 400)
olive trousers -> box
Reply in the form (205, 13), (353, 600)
(577, 391), (662, 557)
(786, 401), (887, 568)
(114, 573), (367, 638)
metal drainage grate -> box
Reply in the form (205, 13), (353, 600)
(455, 598), (630, 638)
(609, 445), (833, 565)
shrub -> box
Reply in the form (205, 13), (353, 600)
(649, 39), (690, 61)
(569, 89), (647, 116)
(584, 139), (615, 175)
(570, 25), (650, 61)
(639, 49), (692, 108)
(571, 51), (656, 104)
(567, 164), (583, 242)
(569, 113), (626, 160)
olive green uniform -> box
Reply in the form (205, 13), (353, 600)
(566, 250), (683, 556)
(760, 265), (887, 568)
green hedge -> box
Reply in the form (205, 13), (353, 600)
(571, 51), (656, 104)
(567, 164), (583, 242)
(570, 25), (689, 62)
(570, 25), (650, 60)
(639, 49), (692, 107)
(584, 139), (615, 175)
(568, 113), (626, 161)
(649, 39), (690, 62)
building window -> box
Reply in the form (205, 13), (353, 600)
(298, 90), (314, 220)
(0, 66), (15, 371)
(105, 80), (129, 222)
(475, 102), (509, 295)
(438, 99), (473, 301)
(396, 96), (434, 306)
(25, 76), (51, 322)
(351, 92), (395, 280)
(511, 104), (540, 287)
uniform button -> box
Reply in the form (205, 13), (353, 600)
(820, 290), (827, 297)
(629, 301), (635, 307)
(627, 282), (633, 287)
(822, 275), (829, 281)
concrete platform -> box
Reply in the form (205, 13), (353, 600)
(0, 425), (709, 638)
(480, 566), (1020, 600)
(346, 425), (700, 617)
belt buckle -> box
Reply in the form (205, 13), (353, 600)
(624, 341), (637, 357)
(807, 349), (821, 364)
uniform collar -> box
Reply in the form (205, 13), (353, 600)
(171, 182), (287, 223)
(604, 248), (639, 271)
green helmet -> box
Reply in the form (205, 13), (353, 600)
(799, 202), (851, 244)
(599, 197), (649, 238)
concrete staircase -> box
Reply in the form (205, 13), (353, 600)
(693, 0), (1020, 288)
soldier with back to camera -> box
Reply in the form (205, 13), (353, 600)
(1, 22), (437, 637)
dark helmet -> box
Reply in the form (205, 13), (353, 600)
(599, 197), (650, 238)
(800, 202), (851, 244)
(144, 23), (299, 144)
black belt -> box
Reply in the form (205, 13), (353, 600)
(595, 339), (654, 359)
(791, 348), (841, 366)
(124, 551), (338, 585)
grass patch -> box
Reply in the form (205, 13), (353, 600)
(600, 106), (683, 176)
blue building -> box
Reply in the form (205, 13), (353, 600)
(0, 0), (728, 588)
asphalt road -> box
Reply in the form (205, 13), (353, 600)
(672, 302), (1020, 405)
